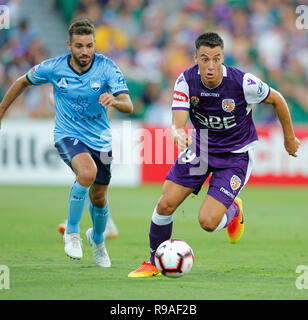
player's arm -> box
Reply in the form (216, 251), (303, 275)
(0, 74), (32, 128)
(264, 88), (300, 157)
(99, 92), (133, 114)
(171, 109), (192, 150)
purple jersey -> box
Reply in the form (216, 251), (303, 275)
(172, 64), (270, 153)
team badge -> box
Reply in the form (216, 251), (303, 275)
(90, 78), (101, 92)
(190, 96), (199, 107)
(230, 175), (241, 191)
(222, 99), (235, 112)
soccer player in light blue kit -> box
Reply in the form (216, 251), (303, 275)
(0, 18), (133, 267)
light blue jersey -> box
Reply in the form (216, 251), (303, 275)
(26, 52), (129, 152)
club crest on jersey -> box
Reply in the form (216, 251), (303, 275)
(90, 78), (101, 92)
(230, 175), (241, 191)
(222, 99), (235, 112)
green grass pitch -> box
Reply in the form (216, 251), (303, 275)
(0, 184), (308, 300)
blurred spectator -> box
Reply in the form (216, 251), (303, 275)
(144, 87), (173, 127)
(9, 19), (39, 54)
(0, 5), (53, 119)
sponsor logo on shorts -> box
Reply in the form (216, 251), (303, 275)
(173, 91), (189, 102)
(222, 99), (235, 112)
(220, 187), (235, 199)
(230, 175), (241, 191)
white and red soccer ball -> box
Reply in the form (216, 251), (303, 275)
(154, 239), (194, 278)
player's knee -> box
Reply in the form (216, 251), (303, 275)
(199, 216), (218, 232)
(157, 198), (177, 216)
(77, 167), (97, 187)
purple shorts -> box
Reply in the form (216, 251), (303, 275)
(166, 148), (254, 208)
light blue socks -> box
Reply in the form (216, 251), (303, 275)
(66, 180), (110, 245)
(66, 181), (89, 234)
(89, 200), (109, 244)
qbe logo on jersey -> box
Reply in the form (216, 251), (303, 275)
(0, 5), (10, 29)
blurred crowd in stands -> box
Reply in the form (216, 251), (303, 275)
(1, 0), (308, 125)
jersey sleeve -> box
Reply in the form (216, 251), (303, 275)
(105, 60), (129, 96)
(243, 72), (270, 104)
(171, 73), (190, 111)
(26, 59), (54, 85)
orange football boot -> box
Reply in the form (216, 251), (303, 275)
(227, 197), (244, 244)
(128, 261), (162, 278)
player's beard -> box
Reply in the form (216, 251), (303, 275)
(72, 52), (94, 69)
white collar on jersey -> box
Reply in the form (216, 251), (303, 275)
(198, 65), (227, 89)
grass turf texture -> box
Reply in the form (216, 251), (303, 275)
(0, 184), (308, 300)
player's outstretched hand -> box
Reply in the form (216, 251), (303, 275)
(99, 93), (115, 109)
(284, 136), (300, 157)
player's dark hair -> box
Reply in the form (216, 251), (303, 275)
(68, 16), (95, 42)
(195, 32), (224, 51)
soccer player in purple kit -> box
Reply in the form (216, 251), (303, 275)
(128, 32), (300, 277)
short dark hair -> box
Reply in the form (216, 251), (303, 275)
(68, 16), (95, 42)
(195, 32), (224, 51)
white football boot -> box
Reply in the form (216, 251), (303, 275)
(63, 232), (83, 259)
(86, 228), (111, 267)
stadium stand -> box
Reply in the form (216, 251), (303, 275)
(1, 0), (308, 123)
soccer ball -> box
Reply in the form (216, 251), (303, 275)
(154, 239), (194, 278)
